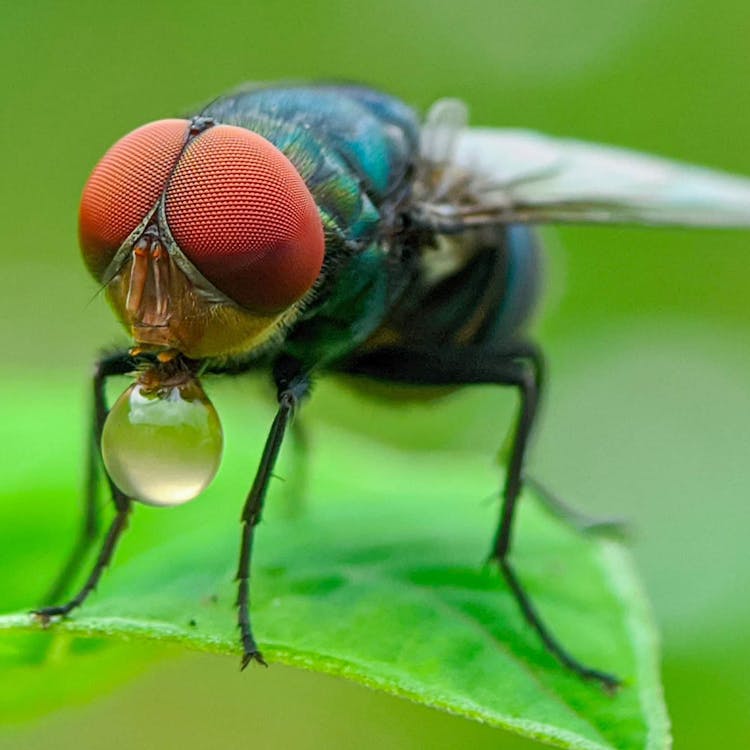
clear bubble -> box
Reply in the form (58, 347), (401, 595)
(101, 377), (223, 507)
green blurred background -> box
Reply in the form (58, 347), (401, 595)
(1, 1), (749, 747)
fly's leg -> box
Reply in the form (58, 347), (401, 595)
(34, 506), (131, 622)
(43, 351), (135, 601)
(341, 343), (620, 691)
(236, 359), (311, 668)
(35, 351), (135, 621)
(42, 426), (101, 604)
(499, 344), (627, 539)
(526, 476), (630, 539)
(487, 356), (618, 691)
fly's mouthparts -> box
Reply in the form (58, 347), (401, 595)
(136, 359), (200, 393)
(125, 236), (173, 327)
(128, 342), (179, 361)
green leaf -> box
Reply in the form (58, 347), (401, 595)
(0, 376), (669, 749)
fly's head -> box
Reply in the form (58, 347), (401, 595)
(77, 117), (325, 505)
(79, 117), (325, 360)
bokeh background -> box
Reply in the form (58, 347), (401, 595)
(1, 1), (749, 747)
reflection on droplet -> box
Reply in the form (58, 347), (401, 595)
(101, 377), (223, 507)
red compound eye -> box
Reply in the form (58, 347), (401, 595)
(79, 119), (189, 280)
(164, 124), (325, 313)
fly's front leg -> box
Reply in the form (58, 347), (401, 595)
(35, 351), (135, 620)
(236, 359), (311, 668)
(42, 420), (101, 604)
(341, 343), (620, 691)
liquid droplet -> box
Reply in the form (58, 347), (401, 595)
(101, 376), (223, 506)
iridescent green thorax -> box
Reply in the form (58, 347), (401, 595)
(200, 85), (422, 367)
(201, 84), (419, 229)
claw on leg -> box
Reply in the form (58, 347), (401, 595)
(240, 649), (268, 670)
(495, 555), (622, 693)
(31, 609), (56, 627)
(31, 603), (77, 624)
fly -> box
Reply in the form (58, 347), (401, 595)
(33, 83), (750, 691)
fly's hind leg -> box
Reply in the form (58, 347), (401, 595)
(505, 344), (629, 540)
(341, 343), (620, 691)
(526, 476), (631, 539)
(35, 351), (135, 620)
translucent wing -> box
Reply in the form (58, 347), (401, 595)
(414, 99), (750, 230)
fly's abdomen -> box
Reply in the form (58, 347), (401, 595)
(475, 225), (543, 346)
(364, 225), (543, 349)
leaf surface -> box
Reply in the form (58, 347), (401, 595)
(0, 377), (669, 749)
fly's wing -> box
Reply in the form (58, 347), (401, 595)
(413, 99), (750, 230)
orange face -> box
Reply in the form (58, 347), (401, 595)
(79, 118), (325, 359)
